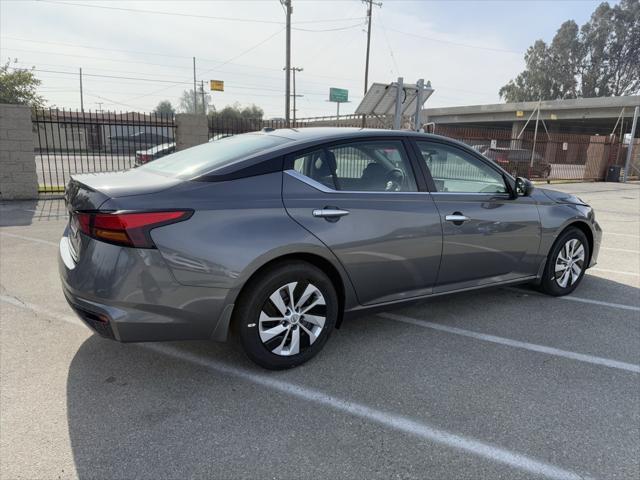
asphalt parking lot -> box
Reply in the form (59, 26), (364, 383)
(1, 181), (638, 480)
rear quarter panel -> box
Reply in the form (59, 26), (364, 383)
(104, 172), (358, 309)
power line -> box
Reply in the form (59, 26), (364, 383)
(37, 0), (365, 25)
(2, 37), (368, 83)
(9, 67), (193, 85)
(383, 26), (523, 55)
(6, 48), (193, 70)
(9, 57), (359, 92)
(293, 22), (366, 32)
(123, 26), (284, 103)
(1, 36), (196, 60)
(375, 12), (401, 78)
(19, 64), (494, 99)
(198, 27), (284, 76)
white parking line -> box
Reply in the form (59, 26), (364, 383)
(590, 268), (639, 277)
(379, 312), (640, 374)
(600, 247), (640, 254)
(147, 343), (591, 480)
(1, 296), (593, 480)
(557, 295), (640, 312)
(0, 294), (82, 326)
(604, 232), (640, 238)
(0, 232), (58, 247)
(505, 287), (640, 313)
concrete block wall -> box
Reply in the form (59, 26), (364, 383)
(0, 104), (39, 200)
(175, 114), (208, 151)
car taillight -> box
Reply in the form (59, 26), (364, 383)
(74, 211), (192, 248)
(495, 153), (509, 164)
(139, 154), (152, 164)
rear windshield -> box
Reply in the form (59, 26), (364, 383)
(139, 133), (292, 178)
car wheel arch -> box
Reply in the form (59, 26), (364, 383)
(553, 220), (594, 266)
(230, 252), (352, 334)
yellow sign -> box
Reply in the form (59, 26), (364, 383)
(516, 110), (524, 117)
(210, 80), (224, 92)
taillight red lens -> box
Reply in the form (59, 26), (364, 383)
(76, 213), (92, 235)
(74, 211), (192, 248)
(495, 153), (509, 164)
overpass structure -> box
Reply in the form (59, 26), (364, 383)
(422, 96), (640, 136)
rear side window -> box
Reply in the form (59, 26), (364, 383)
(139, 133), (292, 178)
(293, 140), (418, 192)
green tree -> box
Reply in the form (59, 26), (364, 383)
(208, 103), (265, 133)
(211, 102), (264, 121)
(153, 100), (175, 116)
(178, 89), (212, 114)
(0, 61), (46, 107)
(500, 0), (639, 102)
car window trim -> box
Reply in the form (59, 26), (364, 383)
(284, 136), (428, 194)
(284, 170), (431, 196)
(410, 138), (512, 194)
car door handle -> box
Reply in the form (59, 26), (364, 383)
(312, 208), (350, 218)
(445, 214), (469, 223)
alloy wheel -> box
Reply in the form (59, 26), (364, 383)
(258, 281), (326, 356)
(554, 238), (585, 288)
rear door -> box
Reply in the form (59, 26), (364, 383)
(282, 138), (442, 306)
(412, 139), (541, 291)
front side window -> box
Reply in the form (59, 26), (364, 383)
(416, 141), (507, 194)
(293, 140), (418, 192)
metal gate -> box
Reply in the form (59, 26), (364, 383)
(32, 109), (175, 193)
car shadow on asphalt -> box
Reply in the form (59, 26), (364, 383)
(0, 200), (37, 226)
(64, 274), (638, 478)
(0, 199), (66, 226)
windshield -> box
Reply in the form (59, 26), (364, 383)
(139, 133), (292, 178)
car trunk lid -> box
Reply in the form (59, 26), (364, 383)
(65, 169), (183, 260)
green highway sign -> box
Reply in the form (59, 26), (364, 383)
(329, 87), (349, 103)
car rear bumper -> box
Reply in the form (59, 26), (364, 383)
(58, 227), (233, 342)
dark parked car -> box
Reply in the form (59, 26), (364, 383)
(480, 146), (552, 179)
(60, 128), (601, 369)
(109, 131), (173, 153)
(135, 142), (175, 166)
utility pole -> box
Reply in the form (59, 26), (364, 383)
(282, 0), (292, 126)
(200, 80), (206, 114)
(94, 102), (104, 113)
(192, 57), (197, 114)
(623, 105), (639, 183)
(291, 67), (303, 123)
(79, 67), (84, 112)
(362, 1), (381, 127)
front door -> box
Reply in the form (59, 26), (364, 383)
(282, 138), (442, 305)
(413, 140), (541, 291)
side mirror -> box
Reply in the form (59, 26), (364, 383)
(515, 177), (535, 197)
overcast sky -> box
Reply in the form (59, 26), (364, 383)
(1, 0), (608, 118)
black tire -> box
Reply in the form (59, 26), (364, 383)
(233, 261), (338, 370)
(539, 227), (590, 296)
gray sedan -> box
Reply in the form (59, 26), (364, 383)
(59, 128), (602, 369)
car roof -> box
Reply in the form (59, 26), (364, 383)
(199, 127), (482, 182)
(256, 127), (445, 142)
